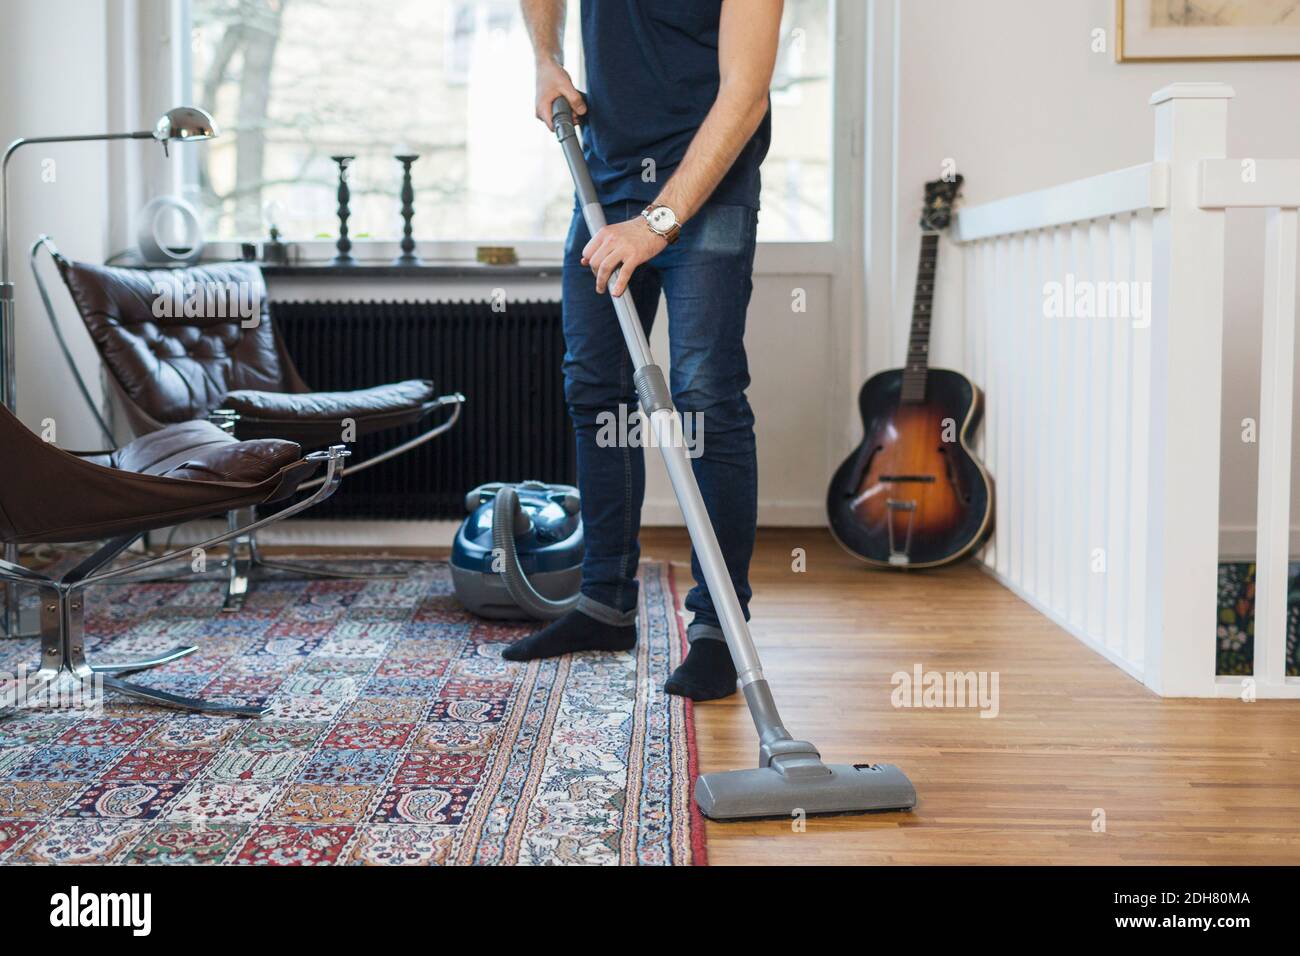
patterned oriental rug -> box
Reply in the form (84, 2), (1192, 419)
(0, 559), (706, 865)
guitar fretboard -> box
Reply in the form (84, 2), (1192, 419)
(901, 232), (939, 404)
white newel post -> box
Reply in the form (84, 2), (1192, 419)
(1142, 83), (1233, 696)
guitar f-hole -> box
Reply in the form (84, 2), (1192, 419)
(847, 445), (884, 497)
(938, 445), (971, 503)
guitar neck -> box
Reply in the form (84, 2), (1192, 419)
(901, 232), (939, 404)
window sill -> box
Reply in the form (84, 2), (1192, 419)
(195, 239), (837, 277)
(259, 261), (563, 279)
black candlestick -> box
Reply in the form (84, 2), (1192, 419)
(394, 154), (420, 266)
(331, 155), (356, 266)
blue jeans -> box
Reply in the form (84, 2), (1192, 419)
(562, 200), (759, 642)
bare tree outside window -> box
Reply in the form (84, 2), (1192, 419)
(188, 0), (832, 246)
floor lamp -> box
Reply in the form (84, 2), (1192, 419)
(1, 106), (219, 639)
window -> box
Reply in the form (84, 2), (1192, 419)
(765, 0), (833, 240)
(186, 0), (832, 246)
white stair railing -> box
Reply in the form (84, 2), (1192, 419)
(954, 83), (1300, 699)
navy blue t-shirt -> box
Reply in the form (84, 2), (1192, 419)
(579, 0), (770, 209)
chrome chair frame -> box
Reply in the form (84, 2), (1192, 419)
(110, 392), (460, 610)
(209, 396), (463, 611)
(0, 446), (348, 720)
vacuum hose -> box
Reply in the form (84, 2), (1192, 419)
(490, 485), (581, 620)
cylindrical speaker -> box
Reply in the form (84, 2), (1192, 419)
(135, 196), (204, 265)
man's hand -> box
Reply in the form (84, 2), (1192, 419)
(535, 60), (586, 130)
(581, 218), (668, 296)
(522, 0), (585, 128)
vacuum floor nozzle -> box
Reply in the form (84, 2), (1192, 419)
(694, 762), (916, 821)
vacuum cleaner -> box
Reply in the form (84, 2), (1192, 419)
(552, 98), (917, 820)
(451, 481), (583, 620)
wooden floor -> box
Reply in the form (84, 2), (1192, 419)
(634, 527), (1300, 865)
(372, 528), (1299, 864)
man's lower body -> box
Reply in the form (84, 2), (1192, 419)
(502, 200), (759, 701)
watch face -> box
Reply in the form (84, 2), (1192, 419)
(648, 206), (676, 231)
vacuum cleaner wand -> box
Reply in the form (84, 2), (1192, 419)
(551, 98), (916, 820)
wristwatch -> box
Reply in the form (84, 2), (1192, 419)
(641, 204), (681, 244)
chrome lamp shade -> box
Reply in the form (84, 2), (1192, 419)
(152, 107), (219, 154)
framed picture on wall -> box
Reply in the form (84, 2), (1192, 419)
(1117, 0), (1300, 61)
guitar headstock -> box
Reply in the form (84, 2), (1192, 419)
(920, 174), (964, 232)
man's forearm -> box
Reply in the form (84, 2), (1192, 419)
(653, 88), (770, 223)
(524, 0), (585, 129)
(653, 0), (782, 223)
(522, 0), (566, 64)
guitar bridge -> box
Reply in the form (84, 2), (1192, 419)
(885, 498), (917, 566)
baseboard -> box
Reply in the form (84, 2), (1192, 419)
(641, 499), (825, 526)
(156, 499), (826, 552)
(160, 516), (1289, 552)
(158, 520), (463, 550)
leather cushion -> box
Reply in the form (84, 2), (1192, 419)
(57, 259), (293, 425)
(79, 420), (303, 484)
(222, 379), (436, 422)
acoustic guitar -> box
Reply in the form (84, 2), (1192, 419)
(826, 175), (993, 569)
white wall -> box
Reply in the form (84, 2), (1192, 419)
(892, 0), (1300, 557)
(0, 0), (112, 449)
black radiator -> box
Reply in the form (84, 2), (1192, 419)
(272, 299), (575, 520)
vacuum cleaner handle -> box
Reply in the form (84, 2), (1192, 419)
(552, 98), (599, 209)
(552, 98), (658, 374)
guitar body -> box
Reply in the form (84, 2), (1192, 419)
(827, 367), (993, 569)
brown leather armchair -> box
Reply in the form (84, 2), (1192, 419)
(0, 403), (348, 719)
(32, 240), (464, 608)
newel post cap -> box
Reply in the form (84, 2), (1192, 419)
(1149, 82), (1236, 106)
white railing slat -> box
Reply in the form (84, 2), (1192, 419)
(1253, 207), (1299, 691)
(1050, 226), (1070, 620)
(1126, 211), (1154, 670)
(1021, 230), (1040, 598)
(992, 237), (1009, 577)
(1007, 234), (1024, 588)
(979, 239), (996, 569)
(1019, 231), (1035, 594)
(1086, 218), (1113, 648)
(1067, 223), (1089, 632)
(1104, 215), (1134, 658)
(1034, 229), (1053, 608)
